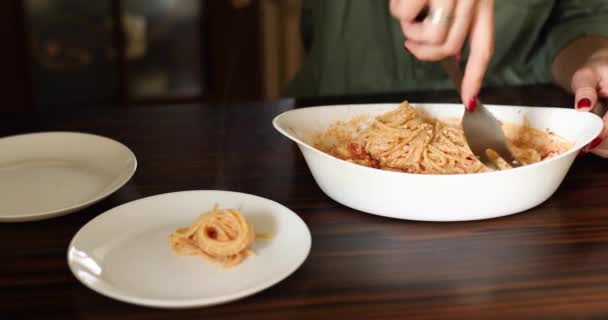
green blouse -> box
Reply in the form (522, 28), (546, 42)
(287, 0), (608, 98)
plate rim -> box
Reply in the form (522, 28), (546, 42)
(67, 189), (312, 309)
(0, 131), (137, 222)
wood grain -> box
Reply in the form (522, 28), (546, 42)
(1, 85), (608, 319)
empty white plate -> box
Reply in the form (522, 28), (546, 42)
(0, 132), (137, 222)
(67, 190), (312, 309)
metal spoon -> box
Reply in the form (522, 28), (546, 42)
(440, 57), (519, 168)
(412, 7), (518, 167)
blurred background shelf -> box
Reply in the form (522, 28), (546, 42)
(2, 0), (303, 111)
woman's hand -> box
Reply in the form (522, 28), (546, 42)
(572, 49), (608, 157)
(389, 0), (495, 108)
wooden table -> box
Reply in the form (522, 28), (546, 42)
(2, 85), (608, 319)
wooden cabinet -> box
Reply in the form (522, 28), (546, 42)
(0, 0), (303, 111)
(258, 0), (304, 99)
(206, 0), (304, 101)
(1, 1), (33, 111)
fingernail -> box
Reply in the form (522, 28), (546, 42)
(579, 136), (603, 157)
(588, 136), (602, 150)
(467, 96), (477, 112)
(577, 98), (592, 111)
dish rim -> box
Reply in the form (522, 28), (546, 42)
(272, 102), (603, 179)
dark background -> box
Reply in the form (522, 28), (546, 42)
(1, 0), (300, 112)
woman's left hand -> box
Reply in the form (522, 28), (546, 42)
(572, 50), (608, 157)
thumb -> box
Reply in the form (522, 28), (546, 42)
(600, 101), (608, 139)
(590, 115), (608, 157)
(572, 67), (599, 112)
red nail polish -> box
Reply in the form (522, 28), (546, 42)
(577, 149), (588, 158)
(577, 98), (592, 110)
(588, 136), (603, 150)
(467, 97), (477, 112)
(579, 136), (603, 157)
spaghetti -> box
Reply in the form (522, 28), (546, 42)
(169, 204), (261, 268)
(313, 101), (571, 174)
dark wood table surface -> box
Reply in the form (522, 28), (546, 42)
(2, 85), (608, 319)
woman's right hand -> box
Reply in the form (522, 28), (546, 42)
(389, 0), (495, 109)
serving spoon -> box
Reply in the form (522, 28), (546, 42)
(412, 8), (518, 168)
(440, 57), (519, 167)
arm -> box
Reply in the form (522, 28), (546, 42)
(551, 36), (608, 94)
(542, 0), (608, 156)
(552, 35), (608, 156)
(541, 0), (608, 115)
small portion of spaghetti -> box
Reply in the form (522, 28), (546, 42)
(169, 205), (255, 268)
(313, 101), (571, 174)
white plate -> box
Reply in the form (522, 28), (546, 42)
(0, 132), (137, 222)
(273, 103), (604, 221)
(67, 190), (311, 309)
